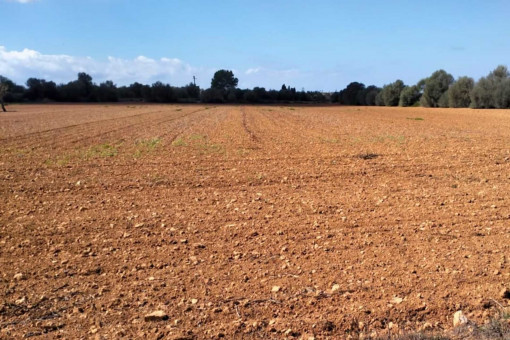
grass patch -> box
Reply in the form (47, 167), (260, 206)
(371, 135), (406, 144)
(171, 137), (187, 147)
(189, 134), (206, 141)
(407, 117), (424, 121)
(84, 143), (118, 159)
(134, 137), (161, 157)
(196, 142), (224, 154)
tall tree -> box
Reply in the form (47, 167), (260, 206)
(448, 77), (474, 108)
(340, 82), (365, 105)
(420, 70), (454, 107)
(381, 80), (405, 106)
(211, 70), (238, 91)
(471, 65), (510, 109)
(399, 85), (421, 107)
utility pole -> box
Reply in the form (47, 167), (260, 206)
(193, 76), (196, 86)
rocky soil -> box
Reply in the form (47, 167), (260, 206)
(1, 104), (509, 339)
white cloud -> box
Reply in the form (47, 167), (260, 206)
(0, 46), (341, 90)
(8, 0), (38, 3)
(0, 46), (211, 87)
(245, 68), (261, 75)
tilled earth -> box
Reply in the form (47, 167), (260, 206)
(0, 104), (509, 339)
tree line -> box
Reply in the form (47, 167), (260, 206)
(1, 65), (509, 109)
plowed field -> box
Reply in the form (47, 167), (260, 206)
(1, 104), (509, 339)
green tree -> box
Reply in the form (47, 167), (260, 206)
(0, 82), (7, 112)
(381, 79), (405, 106)
(420, 70), (454, 107)
(399, 85), (421, 107)
(448, 76), (474, 108)
(364, 86), (381, 106)
(470, 65), (510, 108)
(340, 82), (365, 105)
(375, 91), (384, 106)
(97, 81), (118, 102)
(211, 70), (238, 91)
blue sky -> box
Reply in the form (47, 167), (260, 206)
(1, 0), (509, 90)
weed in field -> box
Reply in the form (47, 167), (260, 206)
(45, 154), (72, 166)
(171, 137), (187, 147)
(84, 143), (118, 159)
(407, 117), (424, 121)
(196, 142), (224, 154)
(134, 137), (161, 157)
(189, 134), (206, 141)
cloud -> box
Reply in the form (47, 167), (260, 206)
(0, 46), (211, 87)
(0, 46), (344, 90)
(245, 68), (261, 75)
(8, 0), (38, 3)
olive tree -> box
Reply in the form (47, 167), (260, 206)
(399, 85), (420, 107)
(420, 70), (454, 107)
(448, 76), (474, 108)
(470, 65), (509, 108)
(381, 80), (405, 106)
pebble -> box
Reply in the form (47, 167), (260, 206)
(391, 297), (403, 304)
(272, 286), (281, 293)
(13, 273), (25, 281)
(453, 310), (468, 327)
(144, 311), (169, 322)
(331, 284), (340, 292)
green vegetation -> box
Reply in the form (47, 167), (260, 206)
(84, 143), (118, 159)
(380, 79), (405, 106)
(134, 137), (161, 157)
(448, 76), (474, 108)
(420, 70), (454, 108)
(471, 65), (510, 108)
(171, 137), (187, 147)
(2, 64), (510, 108)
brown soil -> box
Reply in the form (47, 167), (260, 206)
(1, 104), (509, 339)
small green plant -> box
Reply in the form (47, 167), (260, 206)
(84, 143), (118, 159)
(171, 137), (187, 147)
(189, 134), (206, 141)
(407, 117), (424, 121)
(134, 137), (161, 157)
